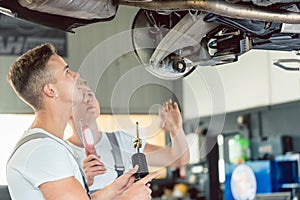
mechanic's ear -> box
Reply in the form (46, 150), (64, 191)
(43, 84), (57, 98)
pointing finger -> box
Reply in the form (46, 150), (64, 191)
(138, 171), (160, 185)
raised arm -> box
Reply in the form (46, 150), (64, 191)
(144, 99), (190, 167)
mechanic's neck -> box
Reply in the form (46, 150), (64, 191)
(87, 121), (102, 144)
(31, 109), (68, 139)
(69, 120), (102, 147)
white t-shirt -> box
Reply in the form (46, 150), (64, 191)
(7, 128), (84, 200)
(68, 131), (146, 191)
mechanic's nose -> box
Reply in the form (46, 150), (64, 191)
(70, 69), (80, 79)
(83, 90), (94, 103)
(86, 91), (94, 103)
(73, 71), (80, 79)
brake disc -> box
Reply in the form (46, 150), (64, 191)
(131, 9), (196, 80)
(131, 9), (218, 79)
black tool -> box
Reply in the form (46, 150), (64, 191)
(131, 122), (149, 181)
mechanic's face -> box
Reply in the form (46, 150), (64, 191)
(47, 54), (82, 105)
(83, 88), (100, 117)
(72, 83), (100, 125)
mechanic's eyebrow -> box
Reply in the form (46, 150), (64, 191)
(65, 65), (69, 70)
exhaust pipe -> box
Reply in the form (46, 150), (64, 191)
(120, 0), (300, 24)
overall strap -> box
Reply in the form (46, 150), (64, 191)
(7, 133), (91, 199)
(7, 133), (48, 163)
(106, 132), (125, 177)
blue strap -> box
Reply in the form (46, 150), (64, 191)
(106, 132), (125, 177)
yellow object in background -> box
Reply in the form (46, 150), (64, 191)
(173, 183), (189, 197)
